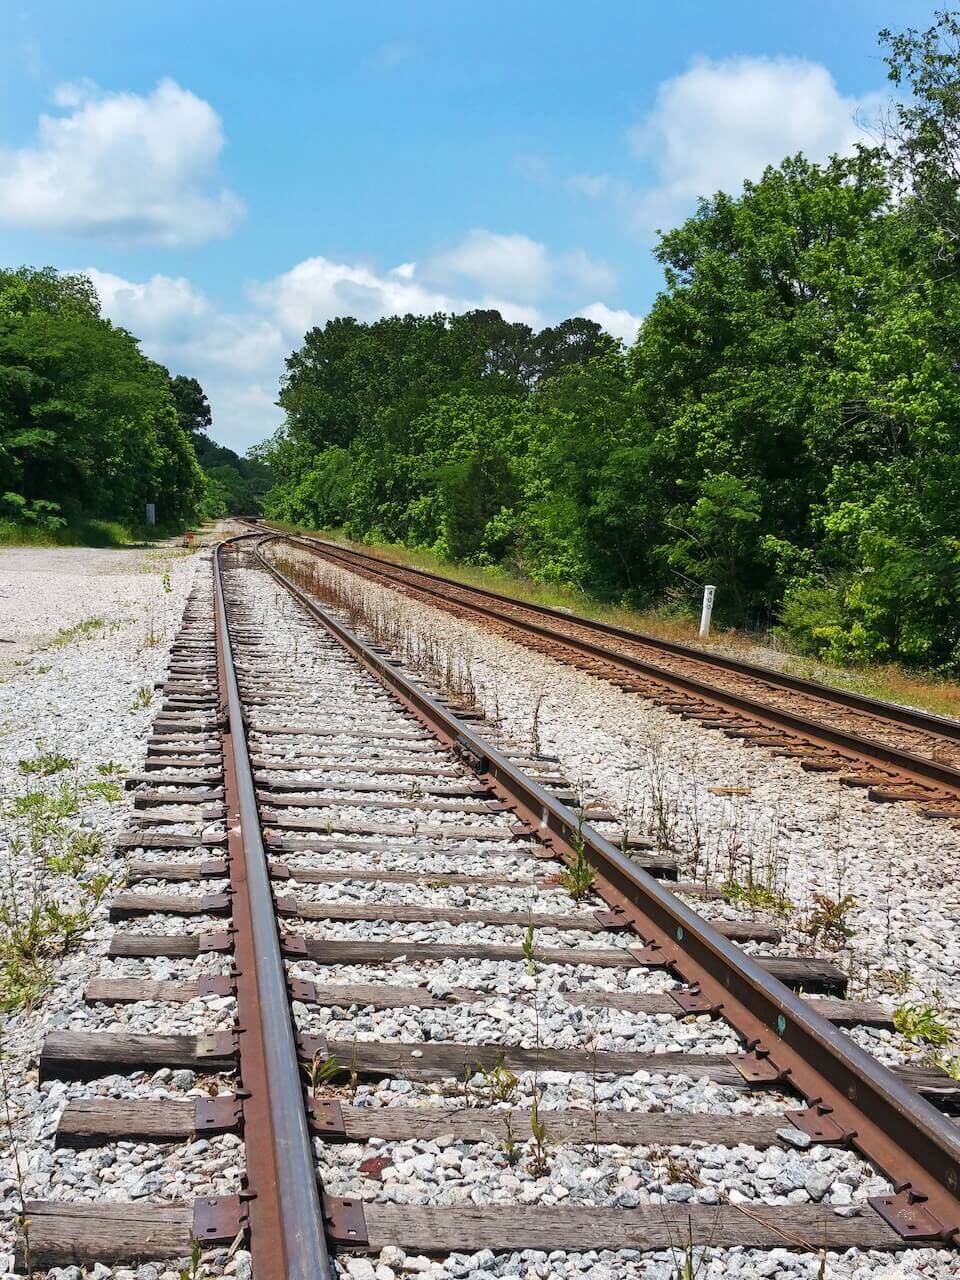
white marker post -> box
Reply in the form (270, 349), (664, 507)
(699, 584), (716, 639)
(145, 502), (156, 526)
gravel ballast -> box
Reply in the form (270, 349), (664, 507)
(260, 544), (960, 1280)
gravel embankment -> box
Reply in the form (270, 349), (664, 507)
(0, 539), (240, 1280)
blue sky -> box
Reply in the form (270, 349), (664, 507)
(0, 1), (942, 450)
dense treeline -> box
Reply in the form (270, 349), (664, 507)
(0, 267), (206, 531)
(0, 270), (266, 535)
(264, 16), (960, 672)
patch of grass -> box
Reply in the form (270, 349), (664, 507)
(131, 685), (153, 710)
(95, 761), (125, 778)
(3, 784), (78, 824)
(893, 1002), (953, 1048)
(49, 616), (106, 647)
(722, 879), (794, 916)
(18, 749), (73, 777)
(82, 779), (123, 804)
(46, 829), (103, 876)
(0, 855), (111, 1011)
(477, 1054), (519, 1104)
(0, 761), (114, 1011)
(0, 517), (196, 549)
(558, 834), (596, 902)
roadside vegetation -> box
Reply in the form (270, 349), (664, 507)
(267, 520), (960, 720)
(262, 15), (960, 678)
(0, 272), (268, 545)
(0, 749), (120, 1012)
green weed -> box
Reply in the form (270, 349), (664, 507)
(478, 1054), (519, 1104)
(18, 749), (73, 777)
(49, 616), (106, 647)
(893, 1002), (952, 1048)
(527, 1094), (549, 1177)
(559, 848), (596, 902)
(500, 1113), (520, 1165)
(805, 893), (856, 949)
(722, 879), (794, 916)
(304, 1051), (341, 1096)
(522, 919), (537, 975)
(82, 779), (123, 804)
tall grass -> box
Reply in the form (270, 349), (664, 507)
(0, 518), (191, 549)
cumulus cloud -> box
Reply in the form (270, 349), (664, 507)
(629, 56), (884, 232)
(0, 79), (242, 245)
(426, 229), (615, 302)
(85, 268), (284, 450)
(579, 302), (642, 347)
(428, 230), (551, 301)
(251, 255), (542, 333)
(87, 269), (209, 331)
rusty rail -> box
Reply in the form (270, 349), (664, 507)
(253, 533), (960, 1244)
(262, 526), (960, 745)
(214, 538), (335, 1280)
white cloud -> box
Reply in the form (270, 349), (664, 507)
(629, 56), (884, 232)
(426, 229), (615, 302)
(579, 302), (642, 347)
(252, 254), (542, 333)
(85, 269), (284, 451)
(86, 269), (209, 330)
(566, 172), (618, 199)
(559, 249), (617, 296)
(428, 230), (551, 301)
(0, 79), (242, 246)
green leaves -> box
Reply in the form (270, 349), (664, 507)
(0, 266), (205, 527)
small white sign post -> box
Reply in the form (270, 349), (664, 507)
(699, 584), (716, 639)
(145, 502), (156, 526)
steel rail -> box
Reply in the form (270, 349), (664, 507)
(274, 530), (960, 797)
(257, 525), (960, 744)
(254, 533), (960, 1244)
(213, 538), (335, 1280)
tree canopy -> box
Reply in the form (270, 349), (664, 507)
(0, 266), (205, 528)
(261, 14), (960, 672)
(0, 266), (268, 530)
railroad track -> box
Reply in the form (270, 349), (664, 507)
(20, 532), (960, 1277)
(256, 526), (960, 817)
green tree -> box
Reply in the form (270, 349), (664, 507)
(0, 266), (205, 527)
(169, 375), (212, 436)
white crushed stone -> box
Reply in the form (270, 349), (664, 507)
(0, 533), (242, 1277)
